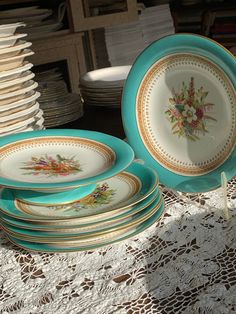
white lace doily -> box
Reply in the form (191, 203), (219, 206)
(0, 178), (235, 314)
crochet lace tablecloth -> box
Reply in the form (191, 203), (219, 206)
(0, 179), (235, 314)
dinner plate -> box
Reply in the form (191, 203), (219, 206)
(0, 102), (39, 122)
(1, 194), (162, 241)
(0, 129), (134, 190)
(0, 50), (34, 71)
(0, 91), (40, 112)
(6, 200), (164, 252)
(0, 41), (32, 56)
(80, 66), (131, 88)
(0, 22), (25, 38)
(0, 33), (27, 49)
(11, 162), (158, 218)
(0, 187), (160, 229)
(0, 70), (35, 90)
(0, 62), (33, 81)
(122, 34), (236, 192)
(0, 80), (38, 100)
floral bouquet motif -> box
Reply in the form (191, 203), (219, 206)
(74, 183), (115, 209)
(165, 77), (216, 141)
(20, 154), (82, 177)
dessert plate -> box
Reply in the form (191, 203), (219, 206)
(0, 187), (160, 229)
(1, 194), (162, 241)
(122, 34), (236, 192)
(0, 22), (25, 38)
(0, 129), (134, 190)
(9, 162), (158, 218)
(7, 201), (164, 252)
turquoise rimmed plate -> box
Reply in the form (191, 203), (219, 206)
(122, 34), (236, 193)
(0, 162), (158, 222)
(0, 129), (134, 191)
(0, 186), (160, 231)
(1, 193), (163, 241)
(7, 200), (165, 252)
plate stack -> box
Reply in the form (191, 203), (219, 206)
(0, 129), (165, 252)
(0, 22), (44, 137)
(79, 66), (131, 108)
(36, 68), (83, 127)
(0, 6), (63, 40)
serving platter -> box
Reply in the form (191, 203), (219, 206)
(0, 129), (134, 190)
(122, 34), (236, 192)
(6, 201), (164, 252)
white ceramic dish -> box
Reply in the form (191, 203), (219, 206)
(0, 41), (32, 56)
(0, 80), (38, 101)
(0, 50), (34, 71)
(0, 62), (33, 81)
(0, 33), (27, 49)
(0, 70), (35, 90)
(0, 102), (39, 123)
(0, 111), (38, 133)
(0, 23), (25, 38)
(0, 91), (40, 112)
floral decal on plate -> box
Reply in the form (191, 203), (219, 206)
(165, 77), (216, 141)
(53, 183), (116, 212)
(20, 154), (82, 177)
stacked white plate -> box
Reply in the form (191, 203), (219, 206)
(0, 22), (44, 136)
(79, 66), (131, 108)
(36, 68), (83, 127)
(0, 6), (63, 40)
(105, 4), (175, 66)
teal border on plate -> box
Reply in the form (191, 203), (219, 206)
(0, 162), (159, 221)
(122, 33), (236, 192)
(0, 129), (134, 190)
(0, 187), (160, 230)
(7, 201), (165, 252)
(1, 194), (162, 239)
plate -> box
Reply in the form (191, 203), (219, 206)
(0, 50), (34, 71)
(6, 200), (164, 252)
(0, 187), (160, 229)
(0, 22), (25, 38)
(11, 162), (158, 217)
(0, 62), (33, 81)
(0, 102), (39, 122)
(0, 41), (32, 56)
(0, 70), (35, 90)
(1, 194), (162, 241)
(0, 91), (40, 111)
(0, 80), (38, 100)
(80, 65), (131, 88)
(0, 33), (27, 49)
(0, 129), (134, 190)
(122, 34), (236, 192)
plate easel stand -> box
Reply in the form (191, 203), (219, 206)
(168, 171), (231, 221)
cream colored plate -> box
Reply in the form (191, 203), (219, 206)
(0, 70), (35, 90)
(0, 91), (40, 112)
(0, 80), (38, 101)
(0, 23), (25, 38)
(0, 33), (27, 49)
(0, 41), (32, 56)
(0, 102), (39, 123)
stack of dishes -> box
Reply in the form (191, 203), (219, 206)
(36, 68), (83, 127)
(0, 22), (44, 136)
(0, 129), (164, 252)
(0, 6), (63, 40)
(122, 34), (236, 193)
(79, 66), (131, 108)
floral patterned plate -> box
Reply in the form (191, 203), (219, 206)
(0, 162), (158, 221)
(0, 194), (163, 241)
(122, 34), (236, 192)
(0, 129), (134, 190)
(0, 187), (160, 230)
(6, 200), (165, 252)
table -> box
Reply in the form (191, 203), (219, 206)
(0, 178), (235, 313)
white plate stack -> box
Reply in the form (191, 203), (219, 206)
(105, 4), (175, 66)
(79, 66), (131, 108)
(0, 6), (63, 40)
(36, 68), (83, 128)
(0, 22), (44, 137)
